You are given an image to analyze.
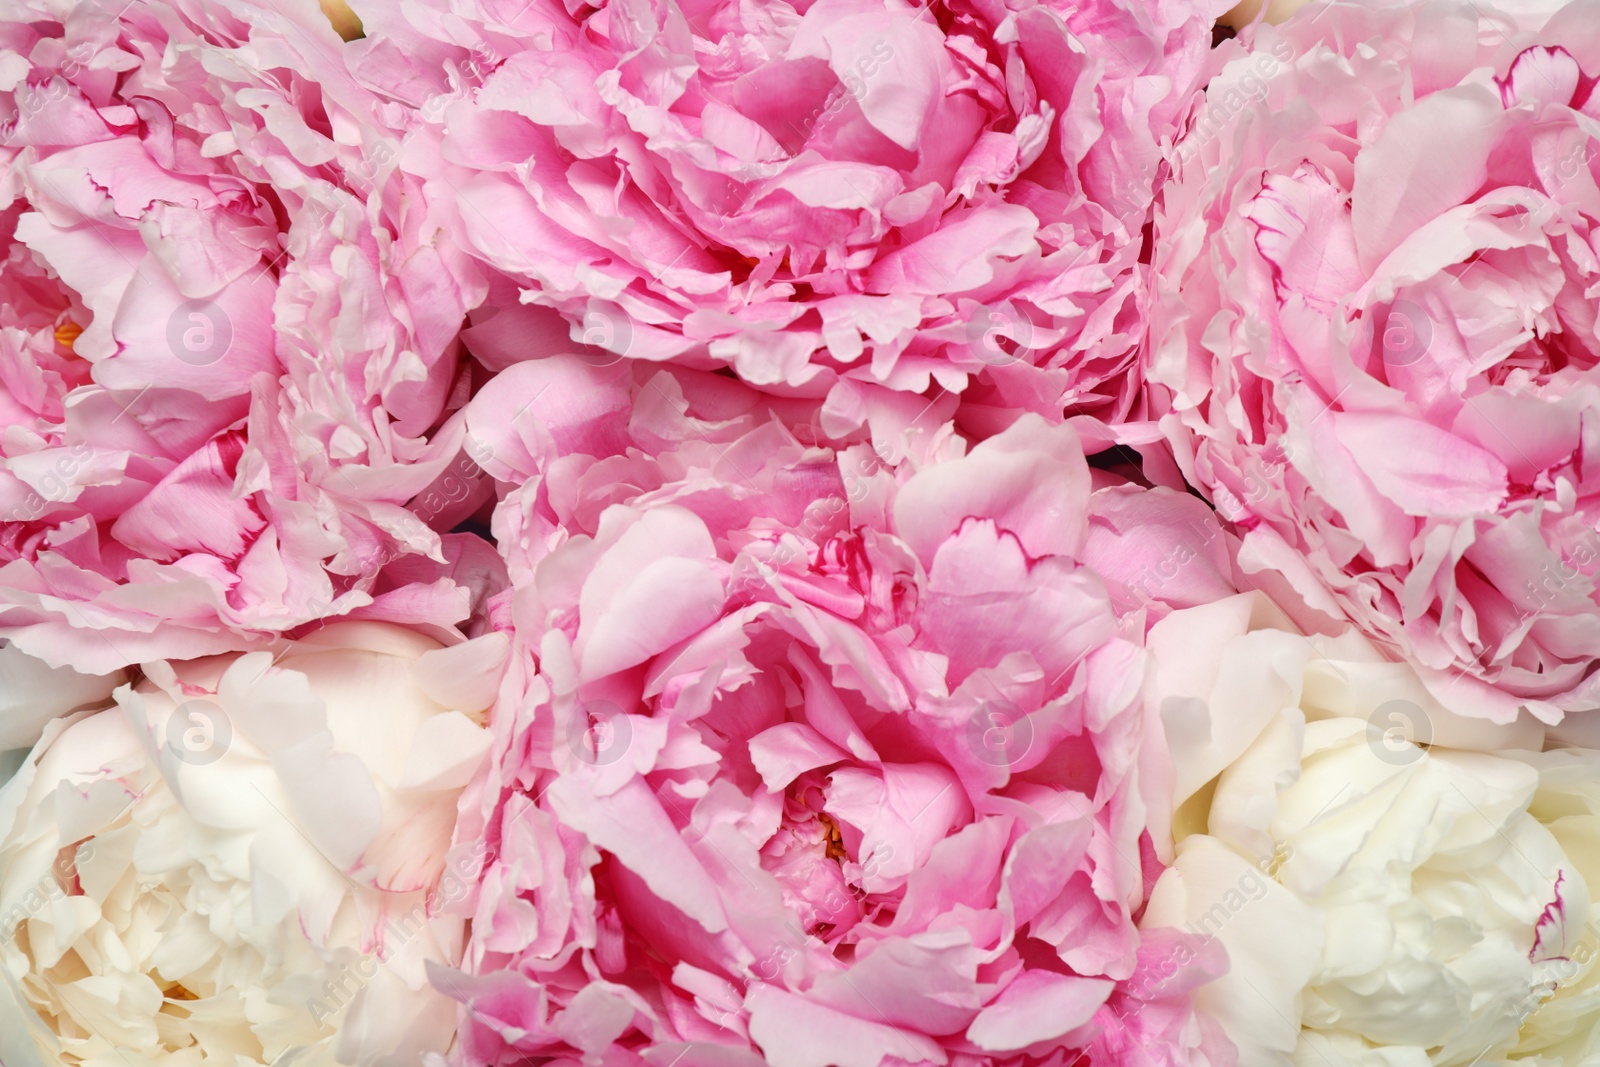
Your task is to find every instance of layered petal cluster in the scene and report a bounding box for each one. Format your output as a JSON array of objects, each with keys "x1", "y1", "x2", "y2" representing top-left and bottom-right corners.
[
  {"x1": 1146, "y1": 0, "x2": 1600, "y2": 720},
  {"x1": 1143, "y1": 593, "x2": 1600, "y2": 1066},
  {"x1": 0, "y1": 623, "x2": 497, "y2": 1067},
  {"x1": 432, "y1": 360, "x2": 1236, "y2": 1066},
  {"x1": 352, "y1": 0, "x2": 1224, "y2": 427},
  {"x1": 0, "y1": 0, "x2": 488, "y2": 674}
]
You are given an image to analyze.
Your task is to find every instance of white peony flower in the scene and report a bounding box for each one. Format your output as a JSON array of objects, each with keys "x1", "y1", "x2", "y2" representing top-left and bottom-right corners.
[
  {"x1": 0, "y1": 623, "x2": 502, "y2": 1067},
  {"x1": 1142, "y1": 593, "x2": 1600, "y2": 1066}
]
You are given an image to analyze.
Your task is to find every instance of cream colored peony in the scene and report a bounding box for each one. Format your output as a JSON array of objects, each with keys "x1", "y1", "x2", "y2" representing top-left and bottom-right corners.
[
  {"x1": 0, "y1": 623, "x2": 502, "y2": 1067},
  {"x1": 1142, "y1": 593, "x2": 1600, "y2": 1067}
]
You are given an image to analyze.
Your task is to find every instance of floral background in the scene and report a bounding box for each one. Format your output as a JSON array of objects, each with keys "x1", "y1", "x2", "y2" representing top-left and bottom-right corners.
[{"x1": 3, "y1": 0, "x2": 1600, "y2": 1064}]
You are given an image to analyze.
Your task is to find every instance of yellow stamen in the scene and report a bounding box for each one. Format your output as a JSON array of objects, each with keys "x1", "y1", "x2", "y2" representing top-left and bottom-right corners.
[
  {"x1": 319, "y1": 0, "x2": 364, "y2": 40},
  {"x1": 53, "y1": 321, "x2": 83, "y2": 351},
  {"x1": 817, "y1": 812, "x2": 848, "y2": 862}
]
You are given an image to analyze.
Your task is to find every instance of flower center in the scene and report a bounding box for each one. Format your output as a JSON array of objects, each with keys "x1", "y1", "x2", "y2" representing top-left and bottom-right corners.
[
  {"x1": 53, "y1": 319, "x2": 82, "y2": 351},
  {"x1": 817, "y1": 811, "x2": 848, "y2": 863}
]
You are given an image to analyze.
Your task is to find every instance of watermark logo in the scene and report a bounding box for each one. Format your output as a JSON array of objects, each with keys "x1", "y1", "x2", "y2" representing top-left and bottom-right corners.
[
  {"x1": 1380, "y1": 299, "x2": 1433, "y2": 368},
  {"x1": 166, "y1": 300, "x2": 233, "y2": 367},
  {"x1": 572, "y1": 307, "x2": 632, "y2": 367},
  {"x1": 167, "y1": 699, "x2": 232, "y2": 766},
  {"x1": 1366, "y1": 698, "x2": 1431, "y2": 767},
  {"x1": 965, "y1": 300, "x2": 1035, "y2": 367},
  {"x1": 566, "y1": 699, "x2": 633, "y2": 767},
  {"x1": 964, "y1": 699, "x2": 1035, "y2": 768}
]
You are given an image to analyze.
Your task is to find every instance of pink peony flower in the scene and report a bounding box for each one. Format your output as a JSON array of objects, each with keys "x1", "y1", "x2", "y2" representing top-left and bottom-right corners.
[
  {"x1": 426, "y1": 358, "x2": 1235, "y2": 1066},
  {"x1": 1146, "y1": 0, "x2": 1600, "y2": 721},
  {"x1": 0, "y1": 0, "x2": 490, "y2": 674},
  {"x1": 349, "y1": 0, "x2": 1226, "y2": 435}
]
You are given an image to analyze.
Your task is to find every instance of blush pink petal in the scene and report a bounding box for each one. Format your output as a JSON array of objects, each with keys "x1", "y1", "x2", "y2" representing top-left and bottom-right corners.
[{"x1": 967, "y1": 971, "x2": 1115, "y2": 1052}]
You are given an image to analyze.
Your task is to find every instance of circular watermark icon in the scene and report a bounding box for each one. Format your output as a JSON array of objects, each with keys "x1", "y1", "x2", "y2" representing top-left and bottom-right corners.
[
  {"x1": 167, "y1": 699, "x2": 232, "y2": 766},
  {"x1": 1366, "y1": 698, "x2": 1431, "y2": 767},
  {"x1": 166, "y1": 300, "x2": 234, "y2": 367},
  {"x1": 572, "y1": 308, "x2": 632, "y2": 368},
  {"x1": 964, "y1": 700, "x2": 1035, "y2": 768},
  {"x1": 566, "y1": 699, "x2": 633, "y2": 767},
  {"x1": 1380, "y1": 299, "x2": 1432, "y2": 368},
  {"x1": 965, "y1": 301, "x2": 1035, "y2": 367}
]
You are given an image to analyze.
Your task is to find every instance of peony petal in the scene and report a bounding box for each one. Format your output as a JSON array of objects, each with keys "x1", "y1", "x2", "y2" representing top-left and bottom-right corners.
[{"x1": 966, "y1": 971, "x2": 1114, "y2": 1051}]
